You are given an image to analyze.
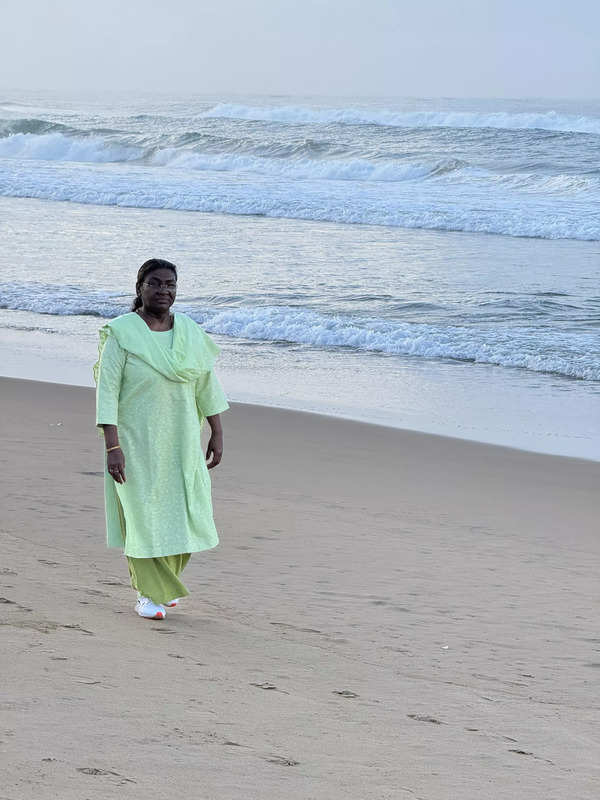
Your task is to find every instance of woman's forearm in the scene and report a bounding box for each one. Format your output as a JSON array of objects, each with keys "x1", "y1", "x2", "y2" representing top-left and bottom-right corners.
[
  {"x1": 101, "y1": 424, "x2": 120, "y2": 450},
  {"x1": 206, "y1": 414, "x2": 222, "y2": 435}
]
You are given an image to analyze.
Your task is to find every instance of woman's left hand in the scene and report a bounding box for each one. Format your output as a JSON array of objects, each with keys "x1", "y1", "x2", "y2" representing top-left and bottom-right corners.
[{"x1": 205, "y1": 431, "x2": 223, "y2": 469}]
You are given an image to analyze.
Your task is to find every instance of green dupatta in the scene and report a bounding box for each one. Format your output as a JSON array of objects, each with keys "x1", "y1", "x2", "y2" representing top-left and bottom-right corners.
[{"x1": 93, "y1": 311, "x2": 219, "y2": 385}]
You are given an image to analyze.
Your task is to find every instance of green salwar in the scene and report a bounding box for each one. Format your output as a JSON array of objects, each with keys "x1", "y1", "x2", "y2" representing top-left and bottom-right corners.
[{"x1": 127, "y1": 553, "x2": 192, "y2": 605}]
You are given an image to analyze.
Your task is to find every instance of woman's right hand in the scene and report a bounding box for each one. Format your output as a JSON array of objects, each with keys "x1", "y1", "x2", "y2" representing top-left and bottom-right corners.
[{"x1": 107, "y1": 447, "x2": 126, "y2": 483}]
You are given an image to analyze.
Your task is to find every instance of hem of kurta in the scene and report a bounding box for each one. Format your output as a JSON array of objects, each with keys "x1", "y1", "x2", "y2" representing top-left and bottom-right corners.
[
  {"x1": 117, "y1": 541, "x2": 219, "y2": 559},
  {"x1": 108, "y1": 477, "x2": 219, "y2": 558}
]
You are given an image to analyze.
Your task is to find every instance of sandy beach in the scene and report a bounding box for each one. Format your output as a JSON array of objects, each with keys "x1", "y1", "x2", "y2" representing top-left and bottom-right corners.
[{"x1": 1, "y1": 375, "x2": 599, "y2": 799}]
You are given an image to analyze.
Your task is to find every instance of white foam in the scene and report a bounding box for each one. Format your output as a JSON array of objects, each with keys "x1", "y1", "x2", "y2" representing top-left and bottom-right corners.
[
  {"x1": 150, "y1": 147, "x2": 448, "y2": 182},
  {"x1": 191, "y1": 305, "x2": 599, "y2": 381},
  {"x1": 3, "y1": 131, "x2": 598, "y2": 201},
  {"x1": 0, "y1": 132, "x2": 141, "y2": 162},
  {"x1": 1, "y1": 159, "x2": 598, "y2": 240},
  {"x1": 201, "y1": 103, "x2": 600, "y2": 135},
  {"x1": 0, "y1": 283, "x2": 597, "y2": 381},
  {"x1": 153, "y1": 149, "x2": 599, "y2": 196}
]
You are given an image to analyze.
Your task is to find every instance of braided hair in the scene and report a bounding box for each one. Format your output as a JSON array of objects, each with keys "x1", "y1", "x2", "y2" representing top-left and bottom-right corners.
[{"x1": 131, "y1": 258, "x2": 178, "y2": 311}]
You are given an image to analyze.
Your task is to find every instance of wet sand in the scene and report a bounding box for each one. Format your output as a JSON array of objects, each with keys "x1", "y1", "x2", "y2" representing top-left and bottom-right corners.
[{"x1": 1, "y1": 376, "x2": 599, "y2": 799}]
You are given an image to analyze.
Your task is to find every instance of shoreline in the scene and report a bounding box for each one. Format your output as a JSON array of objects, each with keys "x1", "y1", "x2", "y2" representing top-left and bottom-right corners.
[
  {"x1": 2, "y1": 375, "x2": 599, "y2": 798},
  {"x1": 1, "y1": 193, "x2": 598, "y2": 463},
  {"x1": 2, "y1": 324, "x2": 599, "y2": 462},
  {"x1": 2, "y1": 372, "x2": 599, "y2": 465}
]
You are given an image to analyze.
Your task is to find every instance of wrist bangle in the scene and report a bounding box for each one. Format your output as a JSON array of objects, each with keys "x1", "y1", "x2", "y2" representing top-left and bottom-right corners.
[{"x1": 106, "y1": 445, "x2": 121, "y2": 453}]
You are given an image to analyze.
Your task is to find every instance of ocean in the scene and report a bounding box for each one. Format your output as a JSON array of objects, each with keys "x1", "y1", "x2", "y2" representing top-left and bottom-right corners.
[{"x1": 0, "y1": 91, "x2": 598, "y2": 459}]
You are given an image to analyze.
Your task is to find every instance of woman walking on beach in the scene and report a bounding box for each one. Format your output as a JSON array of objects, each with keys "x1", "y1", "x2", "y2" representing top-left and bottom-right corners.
[{"x1": 93, "y1": 258, "x2": 229, "y2": 620}]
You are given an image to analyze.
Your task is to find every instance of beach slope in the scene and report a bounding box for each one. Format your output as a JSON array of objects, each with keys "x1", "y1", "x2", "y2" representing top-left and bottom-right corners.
[{"x1": 1, "y1": 377, "x2": 599, "y2": 799}]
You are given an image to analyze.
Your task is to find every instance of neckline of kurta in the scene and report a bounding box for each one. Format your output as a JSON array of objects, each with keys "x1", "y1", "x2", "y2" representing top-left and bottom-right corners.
[
  {"x1": 136, "y1": 311, "x2": 174, "y2": 333},
  {"x1": 97, "y1": 311, "x2": 220, "y2": 384}
]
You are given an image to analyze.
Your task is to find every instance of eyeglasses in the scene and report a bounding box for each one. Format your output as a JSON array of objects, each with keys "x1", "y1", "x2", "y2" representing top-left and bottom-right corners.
[{"x1": 143, "y1": 279, "x2": 177, "y2": 290}]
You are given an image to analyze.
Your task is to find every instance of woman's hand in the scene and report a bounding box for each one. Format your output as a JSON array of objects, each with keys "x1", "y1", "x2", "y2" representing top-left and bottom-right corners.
[
  {"x1": 107, "y1": 447, "x2": 126, "y2": 483},
  {"x1": 205, "y1": 431, "x2": 223, "y2": 470}
]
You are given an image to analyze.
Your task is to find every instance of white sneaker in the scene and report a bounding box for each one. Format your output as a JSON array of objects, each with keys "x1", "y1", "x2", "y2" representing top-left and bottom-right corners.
[
  {"x1": 163, "y1": 598, "x2": 180, "y2": 608},
  {"x1": 135, "y1": 595, "x2": 166, "y2": 620}
]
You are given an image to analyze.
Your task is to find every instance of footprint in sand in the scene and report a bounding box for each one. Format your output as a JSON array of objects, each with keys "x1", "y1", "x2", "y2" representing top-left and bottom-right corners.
[
  {"x1": 77, "y1": 767, "x2": 119, "y2": 776},
  {"x1": 263, "y1": 755, "x2": 299, "y2": 766},
  {"x1": 250, "y1": 681, "x2": 289, "y2": 694},
  {"x1": 62, "y1": 624, "x2": 94, "y2": 636},
  {"x1": 270, "y1": 622, "x2": 322, "y2": 634},
  {"x1": 97, "y1": 579, "x2": 129, "y2": 587},
  {"x1": 0, "y1": 597, "x2": 32, "y2": 612},
  {"x1": 508, "y1": 748, "x2": 554, "y2": 765},
  {"x1": 77, "y1": 767, "x2": 136, "y2": 783},
  {"x1": 5, "y1": 618, "x2": 60, "y2": 633},
  {"x1": 333, "y1": 689, "x2": 359, "y2": 698},
  {"x1": 407, "y1": 714, "x2": 442, "y2": 724},
  {"x1": 85, "y1": 589, "x2": 111, "y2": 598}
]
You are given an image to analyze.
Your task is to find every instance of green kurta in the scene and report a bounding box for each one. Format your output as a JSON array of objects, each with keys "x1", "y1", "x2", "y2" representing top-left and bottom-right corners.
[{"x1": 93, "y1": 311, "x2": 229, "y2": 559}]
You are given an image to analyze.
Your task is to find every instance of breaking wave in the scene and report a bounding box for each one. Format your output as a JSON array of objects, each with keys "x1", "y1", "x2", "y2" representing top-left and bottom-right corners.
[
  {"x1": 201, "y1": 103, "x2": 600, "y2": 135},
  {"x1": 1, "y1": 282, "x2": 597, "y2": 381}
]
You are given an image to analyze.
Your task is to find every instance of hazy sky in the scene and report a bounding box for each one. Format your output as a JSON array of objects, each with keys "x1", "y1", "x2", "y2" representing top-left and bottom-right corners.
[{"x1": 3, "y1": 0, "x2": 600, "y2": 98}]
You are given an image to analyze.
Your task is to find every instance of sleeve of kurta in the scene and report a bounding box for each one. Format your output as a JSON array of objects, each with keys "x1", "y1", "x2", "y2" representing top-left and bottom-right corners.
[
  {"x1": 195, "y1": 370, "x2": 230, "y2": 418},
  {"x1": 95, "y1": 332, "x2": 127, "y2": 428}
]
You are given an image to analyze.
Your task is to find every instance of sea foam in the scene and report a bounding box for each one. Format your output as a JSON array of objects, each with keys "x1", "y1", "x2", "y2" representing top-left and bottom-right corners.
[
  {"x1": 1, "y1": 159, "x2": 597, "y2": 240},
  {"x1": 1, "y1": 283, "x2": 597, "y2": 381},
  {"x1": 201, "y1": 103, "x2": 600, "y2": 135},
  {"x1": 0, "y1": 131, "x2": 141, "y2": 162}
]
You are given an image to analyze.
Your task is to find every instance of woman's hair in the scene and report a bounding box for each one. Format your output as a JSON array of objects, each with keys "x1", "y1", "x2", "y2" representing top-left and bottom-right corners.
[{"x1": 131, "y1": 258, "x2": 178, "y2": 311}]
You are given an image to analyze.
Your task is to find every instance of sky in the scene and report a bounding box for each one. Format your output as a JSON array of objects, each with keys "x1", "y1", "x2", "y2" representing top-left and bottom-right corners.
[{"x1": 3, "y1": 0, "x2": 600, "y2": 98}]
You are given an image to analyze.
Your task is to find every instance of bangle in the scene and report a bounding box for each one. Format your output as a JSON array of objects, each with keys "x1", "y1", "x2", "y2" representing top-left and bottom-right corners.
[{"x1": 106, "y1": 445, "x2": 121, "y2": 453}]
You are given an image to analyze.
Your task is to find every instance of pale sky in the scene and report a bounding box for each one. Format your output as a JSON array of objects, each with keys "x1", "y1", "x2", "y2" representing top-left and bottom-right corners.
[{"x1": 3, "y1": 0, "x2": 600, "y2": 98}]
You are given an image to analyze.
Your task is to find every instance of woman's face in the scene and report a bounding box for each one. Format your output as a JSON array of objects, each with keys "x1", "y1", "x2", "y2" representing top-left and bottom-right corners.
[{"x1": 139, "y1": 267, "x2": 177, "y2": 313}]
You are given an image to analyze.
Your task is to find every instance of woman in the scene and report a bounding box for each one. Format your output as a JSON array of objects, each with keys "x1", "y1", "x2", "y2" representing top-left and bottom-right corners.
[{"x1": 93, "y1": 258, "x2": 229, "y2": 620}]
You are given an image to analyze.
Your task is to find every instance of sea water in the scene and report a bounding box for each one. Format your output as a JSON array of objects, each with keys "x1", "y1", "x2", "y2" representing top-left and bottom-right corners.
[{"x1": 0, "y1": 91, "x2": 598, "y2": 459}]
